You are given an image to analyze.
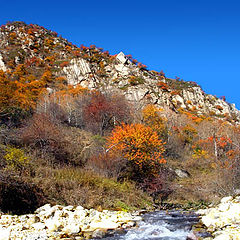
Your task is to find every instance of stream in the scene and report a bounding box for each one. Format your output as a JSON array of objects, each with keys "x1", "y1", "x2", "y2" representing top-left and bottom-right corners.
[{"x1": 100, "y1": 210, "x2": 200, "y2": 240}]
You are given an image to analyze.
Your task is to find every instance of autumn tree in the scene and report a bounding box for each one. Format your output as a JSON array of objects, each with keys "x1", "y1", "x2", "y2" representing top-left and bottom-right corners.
[
  {"x1": 106, "y1": 123, "x2": 166, "y2": 181},
  {"x1": 0, "y1": 69, "x2": 30, "y2": 125},
  {"x1": 36, "y1": 94, "x2": 68, "y2": 124},
  {"x1": 83, "y1": 91, "x2": 132, "y2": 135},
  {"x1": 0, "y1": 65, "x2": 51, "y2": 124},
  {"x1": 142, "y1": 104, "x2": 167, "y2": 138},
  {"x1": 0, "y1": 70, "x2": 15, "y2": 113},
  {"x1": 188, "y1": 119, "x2": 240, "y2": 195}
]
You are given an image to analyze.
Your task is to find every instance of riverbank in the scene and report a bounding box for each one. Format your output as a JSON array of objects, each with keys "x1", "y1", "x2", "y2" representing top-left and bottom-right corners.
[
  {"x1": 0, "y1": 204, "x2": 143, "y2": 240},
  {"x1": 194, "y1": 195, "x2": 240, "y2": 240},
  {"x1": 2, "y1": 196, "x2": 240, "y2": 240}
]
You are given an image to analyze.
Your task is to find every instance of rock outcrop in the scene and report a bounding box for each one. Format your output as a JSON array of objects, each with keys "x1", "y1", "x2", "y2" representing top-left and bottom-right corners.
[
  {"x1": 0, "y1": 204, "x2": 142, "y2": 240},
  {"x1": 58, "y1": 50, "x2": 240, "y2": 122}
]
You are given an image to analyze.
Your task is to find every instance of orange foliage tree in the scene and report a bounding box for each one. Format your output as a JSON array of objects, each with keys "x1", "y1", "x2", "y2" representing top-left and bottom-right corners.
[
  {"x1": 0, "y1": 64, "x2": 71, "y2": 124},
  {"x1": 0, "y1": 67, "x2": 47, "y2": 122},
  {"x1": 107, "y1": 123, "x2": 166, "y2": 181}
]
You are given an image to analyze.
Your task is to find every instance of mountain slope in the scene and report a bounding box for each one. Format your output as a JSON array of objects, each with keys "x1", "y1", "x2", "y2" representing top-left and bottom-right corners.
[{"x1": 0, "y1": 21, "x2": 239, "y2": 123}]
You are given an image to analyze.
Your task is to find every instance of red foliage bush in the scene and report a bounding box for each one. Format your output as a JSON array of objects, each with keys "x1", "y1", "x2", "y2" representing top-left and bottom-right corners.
[
  {"x1": 140, "y1": 170, "x2": 172, "y2": 202},
  {"x1": 83, "y1": 92, "x2": 132, "y2": 135}
]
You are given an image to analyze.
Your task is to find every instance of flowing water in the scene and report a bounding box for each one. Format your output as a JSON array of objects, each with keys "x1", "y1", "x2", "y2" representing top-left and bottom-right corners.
[{"x1": 101, "y1": 210, "x2": 200, "y2": 240}]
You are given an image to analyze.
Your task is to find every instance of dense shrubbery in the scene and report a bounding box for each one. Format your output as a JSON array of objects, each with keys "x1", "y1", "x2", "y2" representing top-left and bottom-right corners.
[{"x1": 1, "y1": 86, "x2": 240, "y2": 211}]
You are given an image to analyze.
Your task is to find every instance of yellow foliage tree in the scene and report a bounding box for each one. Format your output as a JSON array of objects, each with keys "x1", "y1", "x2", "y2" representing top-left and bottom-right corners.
[{"x1": 142, "y1": 104, "x2": 167, "y2": 137}]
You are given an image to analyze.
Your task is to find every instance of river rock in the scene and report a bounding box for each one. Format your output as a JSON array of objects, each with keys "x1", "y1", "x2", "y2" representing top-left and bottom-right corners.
[
  {"x1": 0, "y1": 227, "x2": 11, "y2": 240},
  {"x1": 199, "y1": 195, "x2": 240, "y2": 239},
  {"x1": 0, "y1": 204, "x2": 142, "y2": 239},
  {"x1": 221, "y1": 196, "x2": 233, "y2": 203}
]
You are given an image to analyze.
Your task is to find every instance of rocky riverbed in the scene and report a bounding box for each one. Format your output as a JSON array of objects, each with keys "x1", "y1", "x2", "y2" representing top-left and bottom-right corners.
[
  {"x1": 0, "y1": 204, "x2": 142, "y2": 239},
  {"x1": 1, "y1": 196, "x2": 240, "y2": 240},
  {"x1": 196, "y1": 196, "x2": 240, "y2": 240}
]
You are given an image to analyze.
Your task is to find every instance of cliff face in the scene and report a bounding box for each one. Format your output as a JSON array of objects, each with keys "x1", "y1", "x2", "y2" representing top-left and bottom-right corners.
[
  {"x1": 59, "y1": 52, "x2": 240, "y2": 122},
  {"x1": 0, "y1": 21, "x2": 239, "y2": 122}
]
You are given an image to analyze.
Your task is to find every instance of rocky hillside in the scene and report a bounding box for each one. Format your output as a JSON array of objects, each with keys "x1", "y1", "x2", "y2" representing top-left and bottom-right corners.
[{"x1": 0, "y1": 21, "x2": 239, "y2": 122}]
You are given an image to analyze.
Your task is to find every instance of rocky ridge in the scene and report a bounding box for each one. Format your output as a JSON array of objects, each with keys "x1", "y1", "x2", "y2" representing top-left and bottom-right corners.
[
  {"x1": 0, "y1": 21, "x2": 239, "y2": 122},
  {"x1": 61, "y1": 51, "x2": 240, "y2": 122},
  {"x1": 0, "y1": 204, "x2": 142, "y2": 240}
]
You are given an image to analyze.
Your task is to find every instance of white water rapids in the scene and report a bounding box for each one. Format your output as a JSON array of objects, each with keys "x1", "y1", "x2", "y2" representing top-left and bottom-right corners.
[{"x1": 101, "y1": 210, "x2": 200, "y2": 240}]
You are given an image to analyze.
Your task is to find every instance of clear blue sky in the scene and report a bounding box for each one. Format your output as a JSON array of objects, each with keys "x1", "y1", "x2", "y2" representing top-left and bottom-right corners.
[{"x1": 1, "y1": 0, "x2": 240, "y2": 108}]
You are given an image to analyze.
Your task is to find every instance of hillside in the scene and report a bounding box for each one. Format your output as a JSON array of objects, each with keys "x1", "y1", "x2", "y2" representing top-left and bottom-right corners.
[
  {"x1": 0, "y1": 21, "x2": 240, "y2": 215},
  {"x1": 0, "y1": 21, "x2": 239, "y2": 123}
]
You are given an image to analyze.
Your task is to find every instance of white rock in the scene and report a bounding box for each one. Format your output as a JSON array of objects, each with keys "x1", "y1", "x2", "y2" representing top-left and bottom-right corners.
[
  {"x1": 45, "y1": 218, "x2": 62, "y2": 232},
  {"x1": 126, "y1": 221, "x2": 136, "y2": 227},
  {"x1": 35, "y1": 204, "x2": 52, "y2": 214},
  {"x1": 63, "y1": 58, "x2": 91, "y2": 85},
  {"x1": 115, "y1": 64, "x2": 131, "y2": 75},
  {"x1": 0, "y1": 54, "x2": 6, "y2": 71},
  {"x1": 214, "y1": 232, "x2": 231, "y2": 240},
  {"x1": 116, "y1": 52, "x2": 128, "y2": 64},
  {"x1": 53, "y1": 209, "x2": 64, "y2": 218},
  {"x1": 73, "y1": 209, "x2": 87, "y2": 220},
  {"x1": 225, "y1": 203, "x2": 240, "y2": 222},
  {"x1": 202, "y1": 215, "x2": 217, "y2": 228},
  {"x1": 89, "y1": 220, "x2": 119, "y2": 230},
  {"x1": 75, "y1": 206, "x2": 84, "y2": 211},
  {"x1": 62, "y1": 223, "x2": 81, "y2": 234},
  {"x1": 31, "y1": 222, "x2": 46, "y2": 231},
  {"x1": 63, "y1": 205, "x2": 74, "y2": 211},
  {"x1": 51, "y1": 204, "x2": 63, "y2": 211},
  {"x1": 196, "y1": 208, "x2": 210, "y2": 215},
  {"x1": 201, "y1": 196, "x2": 240, "y2": 239},
  {"x1": 0, "y1": 227, "x2": 10, "y2": 240},
  {"x1": 0, "y1": 204, "x2": 141, "y2": 239},
  {"x1": 218, "y1": 202, "x2": 231, "y2": 212},
  {"x1": 172, "y1": 95, "x2": 186, "y2": 108},
  {"x1": 175, "y1": 169, "x2": 190, "y2": 178},
  {"x1": 221, "y1": 196, "x2": 233, "y2": 203}
]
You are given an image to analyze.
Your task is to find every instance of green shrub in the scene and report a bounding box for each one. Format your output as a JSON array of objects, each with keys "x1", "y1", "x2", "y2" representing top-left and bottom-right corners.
[
  {"x1": 165, "y1": 78, "x2": 198, "y2": 90},
  {"x1": 128, "y1": 76, "x2": 145, "y2": 86}
]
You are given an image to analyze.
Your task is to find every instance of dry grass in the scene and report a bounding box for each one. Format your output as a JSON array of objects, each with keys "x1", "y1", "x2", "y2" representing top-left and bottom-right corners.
[
  {"x1": 31, "y1": 166, "x2": 153, "y2": 211},
  {"x1": 165, "y1": 156, "x2": 221, "y2": 207}
]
